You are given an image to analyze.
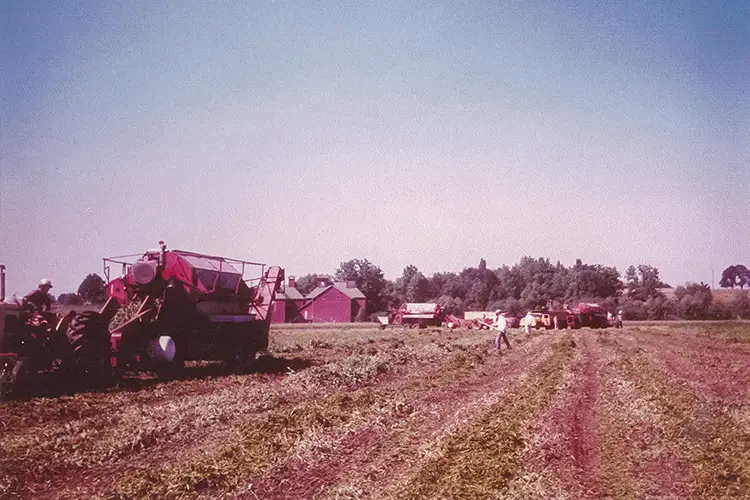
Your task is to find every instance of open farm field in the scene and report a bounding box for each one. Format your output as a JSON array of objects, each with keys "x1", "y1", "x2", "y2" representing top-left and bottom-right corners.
[{"x1": 2, "y1": 322, "x2": 750, "y2": 499}]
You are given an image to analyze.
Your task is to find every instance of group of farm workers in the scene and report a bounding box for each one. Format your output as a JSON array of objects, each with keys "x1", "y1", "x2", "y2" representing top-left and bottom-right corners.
[
  {"x1": 490, "y1": 309, "x2": 624, "y2": 350},
  {"x1": 489, "y1": 310, "x2": 547, "y2": 350}
]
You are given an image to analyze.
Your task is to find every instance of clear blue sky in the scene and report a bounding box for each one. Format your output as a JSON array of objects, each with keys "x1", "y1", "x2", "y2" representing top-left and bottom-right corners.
[{"x1": 1, "y1": 1, "x2": 748, "y2": 296}]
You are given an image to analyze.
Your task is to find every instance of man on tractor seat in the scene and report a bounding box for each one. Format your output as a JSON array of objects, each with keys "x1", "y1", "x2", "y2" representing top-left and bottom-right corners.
[{"x1": 22, "y1": 279, "x2": 53, "y2": 313}]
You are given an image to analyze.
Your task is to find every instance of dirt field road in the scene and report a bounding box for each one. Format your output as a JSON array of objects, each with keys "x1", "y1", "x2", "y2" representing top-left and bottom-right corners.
[{"x1": 1, "y1": 322, "x2": 749, "y2": 499}]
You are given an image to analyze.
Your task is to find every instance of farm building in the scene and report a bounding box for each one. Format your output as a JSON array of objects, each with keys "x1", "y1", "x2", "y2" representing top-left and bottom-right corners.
[
  {"x1": 271, "y1": 276, "x2": 307, "y2": 323},
  {"x1": 296, "y1": 278, "x2": 366, "y2": 323}
]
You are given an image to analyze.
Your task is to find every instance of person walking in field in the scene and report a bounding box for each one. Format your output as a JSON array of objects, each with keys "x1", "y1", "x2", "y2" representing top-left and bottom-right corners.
[
  {"x1": 523, "y1": 311, "x2": 535, "y2": 335},
  {"x1": 493, "y1": 310, "x2": 511, "y2": 350}
]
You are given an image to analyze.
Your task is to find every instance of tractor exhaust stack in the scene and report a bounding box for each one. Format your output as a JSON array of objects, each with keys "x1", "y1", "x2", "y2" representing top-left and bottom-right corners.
[{"x1": 0, "y1": 264, "x2": 6, "y2": 302}]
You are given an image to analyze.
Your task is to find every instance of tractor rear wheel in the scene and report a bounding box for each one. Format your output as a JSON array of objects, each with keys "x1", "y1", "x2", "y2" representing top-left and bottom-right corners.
[{"x1": 66, "y1": 311, "x2": 112, "y2": 387}]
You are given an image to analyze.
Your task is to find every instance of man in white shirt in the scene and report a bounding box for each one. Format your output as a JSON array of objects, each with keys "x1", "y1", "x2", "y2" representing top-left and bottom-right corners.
[
  {"x1": 493, "y1": 310, "x2": 511, "y2": 350},
  {"x1": 524, "y1": 311, "x2": 535, "y2": 335}
]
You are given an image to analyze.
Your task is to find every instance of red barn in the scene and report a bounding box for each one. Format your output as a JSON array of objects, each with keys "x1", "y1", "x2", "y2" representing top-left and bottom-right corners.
[
  {"x1": 297, "y1": 278, "x2": 366, "y2": 323},
  {"x1": 271, "y1": 276, "x2": 307, "y2": 323}
]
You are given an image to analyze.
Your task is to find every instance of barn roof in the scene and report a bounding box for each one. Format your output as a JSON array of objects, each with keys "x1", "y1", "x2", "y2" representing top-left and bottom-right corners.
[
  {"x1": 307, "y1": 282, "x2": 365, "y2": 300},
  {"x1": 277, "y1": 287, "x2": 305, "y2": 300}
]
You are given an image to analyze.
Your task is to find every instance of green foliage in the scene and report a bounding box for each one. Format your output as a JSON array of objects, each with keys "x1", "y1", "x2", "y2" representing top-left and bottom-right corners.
[
  {"x1": 306, "y1": 256, "x2": 730, "y2": 322},
  {"x1": 726, "y1": 291, "x2": 750, "y2": 319},
  {"x1": 674, "y1": 282, "x2": 713, "y2": 319},
  {"x1": 294, "y1": 274, "x2": 330, "y2": 296},
  {"x1": 624, "y1": 264, "x2": 669, "y2": 301},
  {"x1": 720, "y1": 265, "x2": 749, "y2": 289},
  {"x1": 77, "y1": 274, "x2": 106, "y2": 304},
  {"x1": 335, "y1": 259, "x2": 389, "y2": 315},
  {"x1": 56, "y1": 293, "x2": 82, "y2": 306},
  {"x1": 394, "y1": 265, "x2": 430, "y2": 305}
]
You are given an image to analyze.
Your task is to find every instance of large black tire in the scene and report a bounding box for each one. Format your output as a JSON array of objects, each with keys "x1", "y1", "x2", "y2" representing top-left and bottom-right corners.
[
  {"x1": 225, "y1": 348, "x2": 257, "y2": 374},
  {"x1": 0, "y1": 358, "x2": 30, "y2": 400},
  {"x1": 66, "y1": 311, "x2": 112, "y2": 386}
]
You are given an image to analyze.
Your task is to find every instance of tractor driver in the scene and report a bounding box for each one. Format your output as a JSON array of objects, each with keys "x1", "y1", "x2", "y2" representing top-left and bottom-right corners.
[{"x1": 23, "y1": 279, "x2": 53, "y2": 313}]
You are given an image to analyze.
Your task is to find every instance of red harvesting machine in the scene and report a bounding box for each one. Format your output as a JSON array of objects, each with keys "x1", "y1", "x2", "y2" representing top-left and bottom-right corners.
[{"x1": 0, "y1": 242, "x2": 284, "y2": 398}]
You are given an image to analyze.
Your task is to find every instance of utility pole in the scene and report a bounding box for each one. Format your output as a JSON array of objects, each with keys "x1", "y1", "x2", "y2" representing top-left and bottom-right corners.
[{"x1": 712, "y1": 269, "x2": 715, "y2": 290}]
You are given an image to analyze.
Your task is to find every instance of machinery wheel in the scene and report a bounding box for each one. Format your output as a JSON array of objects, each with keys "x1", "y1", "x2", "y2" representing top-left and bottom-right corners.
[
  {"x1": 66, "y1": 311, "x2": 112, "y2": 386},
  {"x1": 0, "y1": 358, "x2": 31, "y2": 400},
  {"x1": 226, "y1": 348, "x2": 256, "y2": 374},
  {"x1": 154, "y1": 357, "x2": 185, "y2": 380}
]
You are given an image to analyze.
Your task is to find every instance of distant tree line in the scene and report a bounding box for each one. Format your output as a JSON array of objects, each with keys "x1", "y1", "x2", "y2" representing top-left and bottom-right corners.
[
  {"x1": 57, "y1": 263, "x2": 750, "y2": 321},
  {"x1": 297, "y1": 258, "x2": 750, "y2": 321}
]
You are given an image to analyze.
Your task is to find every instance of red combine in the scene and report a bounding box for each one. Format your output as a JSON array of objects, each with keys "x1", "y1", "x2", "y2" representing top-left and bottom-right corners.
[{"x1": 0, "y1": 243, "x2": 284, "y2": 399}]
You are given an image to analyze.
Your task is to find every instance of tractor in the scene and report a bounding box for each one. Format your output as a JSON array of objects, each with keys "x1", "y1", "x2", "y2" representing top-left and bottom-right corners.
[
  {"x1": 0, "y1": 243, "x2": 284, "y2": 399},
  {"x1": 0, "y1": 266, "x2": 83, "y2": 398}
]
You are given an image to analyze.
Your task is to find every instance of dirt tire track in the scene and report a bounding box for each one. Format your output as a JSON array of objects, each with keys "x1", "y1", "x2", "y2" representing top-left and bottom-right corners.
[
  {"x1": 239, "y1": 335, "x2": 553, "y2": 499},
  {"x1": 607, "y1": 330, "x2": 750, "y2": 498},
  {"x1": 3, "y1": 340, "x2": 461, "y2": 499},
  {"x1": 508, "y1": 330, "x2": 602, "y2": 500},
  {"x1": 569, "y1": 332, "x2": 599, "y2": 482},
  {"x1": 628, "y1": 331, "x2": 750, "y2": 403}
]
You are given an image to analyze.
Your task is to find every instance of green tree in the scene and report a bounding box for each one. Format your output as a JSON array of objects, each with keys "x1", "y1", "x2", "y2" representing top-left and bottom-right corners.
[
  {"x1": 294, "y1": 274, "x2": 330, "y2": 296},
  {"x1": 428, "y1": 272, "x2": 461, "y2": 300},
  {"x1": 674, "y1": 282, "x2": 713, "y2": 319},
  {"x1": 626, "y1": 264, "x2": 667, "y2": 301},
  {"x1": 57, "y1": 293, "x2": 82, "y2": 306},
  {"x1": 77, "y1": 274, "x2": 106, "y2": 304},
  {"x1": 624, "y1": 265, "x2": 638, "y2": 289},
  {"x1": 459, "y1": 260, "x2": 499, "y2": 310},
  {"x1": 335, "y1": 259, "x2": 389, "y2": 314},
  {"x1": 566, "y1": 261, "x2": 622, "y2": 301},
  {"x1": 394, "y1": 265, "x2": 430, "y2": 304},
  {"x1": 720, "y1": 265, "x2": 749, "y2": 289}
]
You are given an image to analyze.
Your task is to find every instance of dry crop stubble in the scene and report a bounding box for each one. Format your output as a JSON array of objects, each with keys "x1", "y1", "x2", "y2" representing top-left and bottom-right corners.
[
  {"x1": 607, "y1": 330, "x2": 750, "y2": 498},
  {"x1": 242, "y1": 332, "x2": 553, "y2": 499},
  {"x1": 392, "y1": 334, "x2": 576, "y2": 499},
  {"x1": 1, "y1": 323, "x2": 750, "y2": 499},
  {"x1": 105, "y1": 327, "x2": 511, "y2": 499},
  {"x1": 593, "y1": 331, "x2": 696, "y2": 499}
]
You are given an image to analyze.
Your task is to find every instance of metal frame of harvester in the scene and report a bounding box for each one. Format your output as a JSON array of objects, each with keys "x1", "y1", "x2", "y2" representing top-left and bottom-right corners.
[
  {"x1": 0, "y1": 242, "x2": 284, "y2": 399},
  {"x1": 100, "y1": 242, "x2": 284, "y2": 375}
]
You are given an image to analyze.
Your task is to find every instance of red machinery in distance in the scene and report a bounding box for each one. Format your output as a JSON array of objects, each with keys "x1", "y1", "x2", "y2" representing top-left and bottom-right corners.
[
  {"x1": 537, "y1": 303, "x2": 610, "y2": 330},
  {"x1": 570, "y1": 302, "x2": 610, "y2": 329},
  {"x1": 378, "y1": 303, "x2": 444, "y2": 329}
]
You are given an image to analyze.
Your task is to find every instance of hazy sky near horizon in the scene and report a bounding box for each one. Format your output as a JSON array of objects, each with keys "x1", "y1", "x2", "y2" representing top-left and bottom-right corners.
[{"x1": 1, "y1": 1, "x2": 748, "y2": 296}]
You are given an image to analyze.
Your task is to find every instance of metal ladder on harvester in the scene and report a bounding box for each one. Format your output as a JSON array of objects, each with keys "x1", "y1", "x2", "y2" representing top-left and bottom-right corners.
[{"x1": 250, "y1": 266, "x2": 285, "y2": 321}]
